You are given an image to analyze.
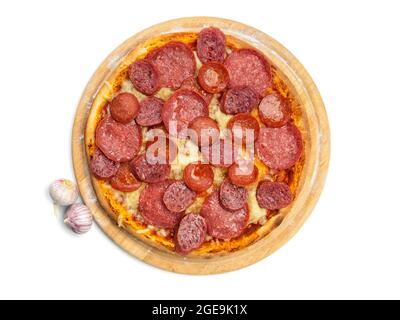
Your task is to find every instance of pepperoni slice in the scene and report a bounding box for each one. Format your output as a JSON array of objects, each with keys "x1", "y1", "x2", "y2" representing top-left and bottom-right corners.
[
  {"x1": 162, "y1": 89, "x2": 208, "y2": 137},
  {"x1": 95, "y1": 116, "x2": 141, "y2": 162},
  {"x1": 163, "y1": 181, "x2": 196, "y2": 213},
  {"x1": 201, "y1": 138, "x2": 236, "y2": 168},
  {"x1": 224, "y1": 48, "x2": 272, "y2": 97},
  {"x1": 180, "y1": 76, "x2": 213, "y2": 105},
  {"x1": 139, "y1": 180, "x2": 182, "y2": 229},
  {"x1": 188, "y1": 116, "x2": 220, "y2": 147},
  {"x1": 227, "y1": 113, "x2": 260, "y2": 145},
  {"x1": 256, "y1": 181, "x2": 293, "y2": 210},
  {"x1": 183, "y1": 162, "x2": 214, "y2": 193},
  {"x1": 130, "y1": 154, "x2": 170, "y2": 183},
  {"x1": 228, "y1": 160, "x2": 258, "y2": 186},
  {"x1": 258, "y1": 92, "x2": 291, "y2": 128},
  {"x1": 145, "y1": 130, "x2": 178, "y2": 164},
  {"x1": 256, "y1": 123, "x2": 303, "y2": 170},
  {"x1": 197, "y1": 27, "x2": 226, "y2": 64},
  {"x1": 200, "y1": 190, "x2": 249, "y2": 240},
  {"x1": 136, "y1": 97, "x2": 164, "y2": 127},
  {"x1": 110, "y1": 92, "x2": 139, "y2": 124},
  {"x1": 221, "y1": 86, "x2": 259, "y2": 114},
  {"x1": 219, "y1": 178, "x2": 248, "y2": 211},
  {"x1": 148, "y1": 41, "x2": 196, "y2": 89},
  {"x1": 128, "y1": 59, "x2": 160, "y2": 96},
  {"x1": 110, "y1": 163, "x2": 141, "y2": 192},
  {"x1": 198, "y1": 62, "x2": 229, "y2": 94},
  {"x1": 89, "y1": 148, "x2": 120, "y2": 179},
  {"x1": 175, "y1": 214, "x2": 207, "y2": 255}
]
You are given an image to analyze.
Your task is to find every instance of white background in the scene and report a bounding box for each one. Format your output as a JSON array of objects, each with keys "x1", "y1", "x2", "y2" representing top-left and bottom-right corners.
[{"x1": 0, "y1": 0, "x2": 399, "y2": 300}]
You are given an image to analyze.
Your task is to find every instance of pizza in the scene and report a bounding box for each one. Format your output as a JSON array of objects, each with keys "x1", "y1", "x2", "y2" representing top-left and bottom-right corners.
[{"x1": 85, "y1": 27, "x2": 305, "y2": 256}]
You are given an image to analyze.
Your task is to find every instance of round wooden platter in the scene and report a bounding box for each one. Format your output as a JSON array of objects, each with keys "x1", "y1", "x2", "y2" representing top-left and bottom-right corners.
[{"x1": 72, "y1": 17, "x2": 330, "y2": 275}]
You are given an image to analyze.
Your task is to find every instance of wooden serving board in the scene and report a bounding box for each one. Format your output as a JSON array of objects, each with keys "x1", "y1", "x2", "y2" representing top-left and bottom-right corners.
[{"x1": 72, "y1": 17, "x2": 330, "y2": 274}]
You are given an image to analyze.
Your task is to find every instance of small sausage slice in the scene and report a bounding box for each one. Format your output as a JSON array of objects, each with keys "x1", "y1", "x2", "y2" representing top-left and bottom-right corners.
[
  {"x1": 258, "y1": 92, "x2": 291, "y2": 128},
  {"x1": 256, "y1": 123, "x2": 303, "y2": 170},
  {"x1": 163, "y1": 181, "x2": 196, "y2": 213},
  {"x1": 221, "y1": 86, "x2": 259, "y2": 115},
  {"x1": 198, "y1": 62, "x2": 229, "y2": 94},
  {"x1": 219, "y1": 178, "x2": 248, "y2": 211},
  {"x1": 196, "y1": 27, "x2": 226, "y2": 64},
  {"x1": 90, "y1": 148, "x2": 120, "y2": 179},
  {"x1": 256, "y1": 180, "x2": 293, "y2": 210},
  {"x1": 183, "y1": 162, "x2": 214, "y2": 193},
  {"x1": 136, "y1": 97, "x2": 164, "y2": 127},
  {"x1": 128, "y1": 59, "x2": 160, "y2": 96},
  {"x1": 130, "y1": 154, "x2": 170, "y2": 183},
  {"x1": 110, "y1": 92, "x2": 139, "y2": 124},
  {"x1": 175, "y1": 214, "x2": 207, "y2": 255}
]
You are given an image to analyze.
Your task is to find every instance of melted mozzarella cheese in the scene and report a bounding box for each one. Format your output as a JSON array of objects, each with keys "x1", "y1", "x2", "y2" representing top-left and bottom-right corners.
[
  {"x1": 208, "y1": 96, "x2": 232, "y2": 131},
  {"x1": 186, "y1": 196, "x2": 205, "y2": 214},
  {"x1": 194, "y1": 52, "x2": 203, "y2": 70},
  {"x1": 247, "y1": 183, "x2": 267, "y2": 224},
  {"x1": 121, "y1": 79, "x2": 146, "y2": 100},
  {"x1": 170, "y1": 139, "x2": 202, "y2": 179},
  {"x1": 124, "y1": 184, "x2": 145, "y2": 212},
  {"x1": 156, "y1": 87, "x2": 173, "y2": 100},
  {"x1": 121, "y1": 79, "x2": 173, "y2": 101},
  {"x1": 213, "y1": 167, "x2": 227, "y2": 186}
]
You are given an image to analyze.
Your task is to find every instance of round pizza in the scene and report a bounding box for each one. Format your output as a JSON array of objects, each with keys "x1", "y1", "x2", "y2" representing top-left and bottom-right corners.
[{"x1": 85, "y1": 27, "x2": 305, "y2": 256}]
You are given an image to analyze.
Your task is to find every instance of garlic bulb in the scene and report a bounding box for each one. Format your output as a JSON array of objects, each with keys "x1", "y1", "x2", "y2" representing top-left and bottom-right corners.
[
  {"x1": 64, "y1": 204, "x2": 93, "y2": 234},
  {"x1": 49, "y1": 179, "x2": 79, "y2": 206}
]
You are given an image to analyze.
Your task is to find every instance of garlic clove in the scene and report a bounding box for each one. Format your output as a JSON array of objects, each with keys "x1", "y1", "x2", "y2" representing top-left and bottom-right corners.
[
  {"x1": 64, "y1": 204, "x2": 93, "y2": 234},
  {"x1": 49, "y1": 179, "x2": 79, "y2": 206}
]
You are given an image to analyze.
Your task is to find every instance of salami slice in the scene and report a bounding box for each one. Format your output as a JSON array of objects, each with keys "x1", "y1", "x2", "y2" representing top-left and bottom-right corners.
[
  {"x1": 163, "y1": 181, "x2": 196, "y2": 213},
  {"x1": 175, "y1": 214, "x2": 207, "y2": 254},
  {"x1": 136, "y1": 96, "x2": 164, "y2": 127},
  {"x1": 110, "y1": 92, "x2": 139, "y2": 124},
  {"x1": 258, "y1": 92, "x2": 291, "y2": 128},
  {"x1": 130, "y1": 154, "x2": 170, "y2": 183},
  {"x1": 89, "y1": 148, "x2": 120, "y2": 179},
  {"x1": 200, "y1": 190, "x2": 249, "y2": 240},
  {"x1": 139, "y1": 180, "x2": 182, "y2": 229},
  {"x1": 224, "y1": 48, "x2": 271, "y2": 97},
  {"x1": 219, "y1": 178, "x2": 248, "y2": 211},
  {"x1": 221, "y1": 86, "x2": 259, "y2": 114},
  {"x1": 162, "y1": 89, "x2": 208, "y2": 137},
  {"x1": 95, "y1": 115, "x2": 141, "y2": 162},
  {"x1": 128, "y1": 59, "x2": 160, "y2": 96},
  {"x1": 180, "y1": 76, "x2": 213, "y2": 105},
  {"x1": 196, "y1": 27, "x2": 226, "y2": 64},
  {"x1": 256, "y1": 181, "x2": 293, "y2": 210},
  {"x1": 148, "y1": 41, "x2": 196, "y2": 89},
  {"x1": 256, "y1": 123, "x2": 303, "y2": 170}
]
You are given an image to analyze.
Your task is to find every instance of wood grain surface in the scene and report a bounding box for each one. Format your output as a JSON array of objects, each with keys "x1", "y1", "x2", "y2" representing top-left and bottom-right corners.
[{"x1": 72, "y1": 17, "x2": 330, "y2": 274}]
